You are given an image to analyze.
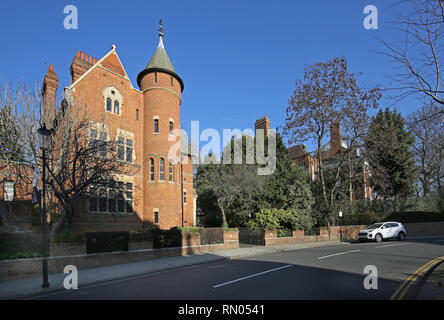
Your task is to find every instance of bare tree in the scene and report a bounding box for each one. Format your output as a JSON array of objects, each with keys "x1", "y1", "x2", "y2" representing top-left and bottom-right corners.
[
  {"x1": 283, "y1": 57, "x2": 381, "y2": 214},
  {"x1": 407, "y1": 101, "x2": 444, "y2": 196},
  {"x1": 1, "y1": 80, "x2": 137, "y2": 235},
  {"x1": 378, "y1": 0, "x2": 444, "y2": 109}
]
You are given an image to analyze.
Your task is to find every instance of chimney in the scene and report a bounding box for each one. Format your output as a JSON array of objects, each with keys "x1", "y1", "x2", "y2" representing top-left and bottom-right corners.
[
  {"x1": 41, "y1": 65, "x2": 59, "y2": 127},
  {"x1": 330, "y1": 121, "x2": 341, "y2": 155},
  {"x1": 254, "y1": 115, "x2": 271, "y2": 137},
  {"x1": 70, "y1": 50, "x2": 95, "y2": 83}
]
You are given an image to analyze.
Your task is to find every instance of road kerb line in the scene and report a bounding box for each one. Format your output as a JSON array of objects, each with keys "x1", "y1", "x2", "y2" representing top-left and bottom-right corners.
[
  {"x1": 390, "y1": 256, "x2": 444, "y2": 300},
  {"x1": 317, "y1": 250, "x2": 360, "y2": 260},
  {"x1": 397, "y1": 256, "x2": 444, "y2": 300},
  {"x1": 213, "y1": 265, "x2": 292, "y2": 288}
]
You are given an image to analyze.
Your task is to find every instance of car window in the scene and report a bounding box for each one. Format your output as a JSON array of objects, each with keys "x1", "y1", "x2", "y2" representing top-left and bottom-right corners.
[
  {"x1": 382, "y1": 223, "x2": 390, "y2": 229},
  {"x1": 390, "y1": 223, "x2": 399, "y2": 228},
  {"x1": 367, "y1": 223, "x2": 383, "y2": 229}
]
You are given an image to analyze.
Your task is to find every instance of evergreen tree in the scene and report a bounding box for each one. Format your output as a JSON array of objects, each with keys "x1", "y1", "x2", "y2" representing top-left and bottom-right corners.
[{"x1": 365, "y1": 108, "x2": 417, "y2": 198}]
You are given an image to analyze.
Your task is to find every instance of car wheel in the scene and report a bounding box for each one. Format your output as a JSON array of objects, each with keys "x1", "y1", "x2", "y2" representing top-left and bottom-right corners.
[
  {"x1": 375, "y1": 233, "x2": 383, "y2": 243},
  {"x1": 398, "y1": 232, "x2": 406, "y2": 241}
]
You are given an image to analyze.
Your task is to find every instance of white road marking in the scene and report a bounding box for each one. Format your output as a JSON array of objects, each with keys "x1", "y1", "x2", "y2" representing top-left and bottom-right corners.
[
  {"x1": 208, "y1": 264, "x2": 226, "y2": 268},
  {"x1": 375, "y1": 243, "x2": 409, "y2": 248},
  {"x1": 317, "y1": 249, "x2": 360, "y2": 260},
  {"x1": 213, "y1": 265, "x2": 292, "y2": 288}
]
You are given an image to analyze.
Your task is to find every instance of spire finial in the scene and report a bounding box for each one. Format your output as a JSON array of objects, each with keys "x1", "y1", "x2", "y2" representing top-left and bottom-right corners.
[
  {"x1": 157, "y1": 19, "x2": 165, "y2": 48},
  {"x1": 158, "y1": 19, "x2": 164, "y2": 38}
]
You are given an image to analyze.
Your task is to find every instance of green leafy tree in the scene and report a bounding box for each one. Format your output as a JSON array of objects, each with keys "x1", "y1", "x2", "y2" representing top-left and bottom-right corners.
[{"x1": 365, "y1": 108, "x2": 417, "y2": 198}]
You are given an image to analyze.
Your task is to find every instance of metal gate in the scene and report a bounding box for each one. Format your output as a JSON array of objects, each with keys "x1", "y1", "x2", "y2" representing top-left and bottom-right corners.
[{"x1": 238, "y1": 227, "x2": 265, "y2": 247}]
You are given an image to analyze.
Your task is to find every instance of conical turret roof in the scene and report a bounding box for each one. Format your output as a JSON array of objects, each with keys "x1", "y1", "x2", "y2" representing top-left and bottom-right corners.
[{"x1": 137, "y1": 22, "x2": 184, "y2": 92}]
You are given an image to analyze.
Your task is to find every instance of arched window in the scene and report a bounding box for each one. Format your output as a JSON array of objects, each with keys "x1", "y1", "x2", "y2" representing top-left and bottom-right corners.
[
  {"x1": 106, "y1": 98, "x2": 112, "y2": 112},
  {"x1": 114, "y1": 100, "x2": 120, "y2": 114},
  {"x1": 159, "y1": 158, "x2": 165, "y2": 181},
  {"x1": 169, "y1": 160, "x2": 174, "y2": 182},
  {"x1": 150, "y1": 158, "x2": 154, "y2": 181}
]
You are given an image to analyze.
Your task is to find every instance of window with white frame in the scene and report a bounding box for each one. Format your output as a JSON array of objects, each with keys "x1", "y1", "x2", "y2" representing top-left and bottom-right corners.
[{"x1": 103, "y1": 86, "x2": 123, "y2": 115}]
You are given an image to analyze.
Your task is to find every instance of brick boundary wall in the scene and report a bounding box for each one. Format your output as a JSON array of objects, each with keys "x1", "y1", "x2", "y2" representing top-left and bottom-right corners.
[{"x1": 0, "y1": 230, "x2": 238, "y2": 282}]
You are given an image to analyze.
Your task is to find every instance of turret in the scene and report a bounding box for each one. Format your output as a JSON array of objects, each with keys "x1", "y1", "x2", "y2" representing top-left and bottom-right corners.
[{"x1": 138, "y1": 20, "x2": 186, "y2": 229}]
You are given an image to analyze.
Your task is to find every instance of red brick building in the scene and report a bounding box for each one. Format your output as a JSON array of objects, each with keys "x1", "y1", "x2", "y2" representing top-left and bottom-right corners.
[
  {"x1": 41, "y1": 26, "x2": 196, "y2": 231},
  {"x1": 254, "y1": 117, "x2": 374, "y2": 200}
]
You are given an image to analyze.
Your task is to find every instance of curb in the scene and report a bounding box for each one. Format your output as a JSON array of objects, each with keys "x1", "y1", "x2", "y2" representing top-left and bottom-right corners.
[
  {"x1": 4, "y1": 255, "x2": 228, "y2": 300},
  {"x1": 415, "y1": 259, "x2": 444, "y2": 300}
]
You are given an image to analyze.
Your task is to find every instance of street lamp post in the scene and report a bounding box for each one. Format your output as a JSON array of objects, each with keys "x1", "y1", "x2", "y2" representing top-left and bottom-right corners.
[
  {"x1": 37, "y1": 123, "x2": 53, "y2": 289},
  {"x1": 339, "y1": 211, "x2": 343, "y2": 242}
]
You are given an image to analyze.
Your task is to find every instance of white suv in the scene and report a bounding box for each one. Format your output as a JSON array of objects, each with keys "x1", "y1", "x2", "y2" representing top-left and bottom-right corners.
[{"x1": 358, "y1": 222, "x2": 406, "y2": 243}]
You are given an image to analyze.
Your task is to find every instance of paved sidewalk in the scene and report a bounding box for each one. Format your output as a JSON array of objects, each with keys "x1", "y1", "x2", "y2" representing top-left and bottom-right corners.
[
  {"x1": 0, "y1": 240, "x2": 345, "y2": 300},
  {"x1": 417, "y1": 260, "x2": 444, "y2": 300}
]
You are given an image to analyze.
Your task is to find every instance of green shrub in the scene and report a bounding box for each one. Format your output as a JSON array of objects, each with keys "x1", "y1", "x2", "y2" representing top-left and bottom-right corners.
[
  {"x1": 51, "y1": 231, "x2": 86, "y2": 243},
  {"x1": 129, "y1": 229, "x2": 153, "y2": 242},
  {"x1": 175, "y1": 226, "x2": 202, "y2": 234},
  {"x1": 0, "y1": 232, "x2": 42, "y2": 260},
  {"x1": 151, "y1": 228, "x2": 182, "y2": 248},
  {"x1": 383, "y1": 211, "x2": 444, "y2": 224},
  {"x1": 86, "y1": 232, "x2": 129, "y2": 254}
]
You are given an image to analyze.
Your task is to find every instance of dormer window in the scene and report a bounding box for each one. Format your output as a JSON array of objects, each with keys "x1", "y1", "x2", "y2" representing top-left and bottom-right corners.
[{"x1": 103, "y1": 86, "x2": 123, "y2": 115}]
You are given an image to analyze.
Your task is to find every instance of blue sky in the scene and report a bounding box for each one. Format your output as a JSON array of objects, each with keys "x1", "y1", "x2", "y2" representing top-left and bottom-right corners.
[{"x1": 0, "y1": 0, "x2": 421, "y2": 151}]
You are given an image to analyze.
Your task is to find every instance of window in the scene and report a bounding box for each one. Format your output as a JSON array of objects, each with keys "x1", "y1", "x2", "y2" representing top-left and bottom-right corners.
[
  {"x1": 159, "y1": 158, "x2": 165, "y2": 181},
  {"x1": 171, "y1": 76, "x2": 173, "y2": 87},
  {"x1": 117, "y1": 137, "x2": 133, "y2": 163},
  {"x1": 103, "y1": 87, "x2": 123, "y2": 115},
  {"x1": 169, "y1": 121, "x2": 173, "y2": 135},
  {"x1": 154, "y1": 72, "x2": 157, "y2": 83},
  {"x1": 117, "y1": 137, "x2": 125, "y2": 161},
  {"x1": 150, "y1": 158, "x2": 155, "y2": 181},
  {"x1": 126, "y1": 183, "x2": 133, "y2": 213},
  {"x1": 154, "y1": 119, "x2": 159, "y2": 133},
  {"x1": 136, "y1": 109, "x2": 139, "y2": 121},
  {"x1": 90, "y1": 129, "x2": 108, "y2": 158},
  {"x1": 183, "y1": 190, "x2": 187, "y2": 204},
  {"x1": 99, "y1": 132, "x2": 107, "y2": 158},
  {"x1": 117, "y1": 182, "x2": 125, "y2": 212},
  {"x1": 88, "y1": 181, "x2": 133, "y2": 214},
  {"x1": 169, "y1": 160, "x2": 174, "y2": 182},
  {"x1": 89, "y1": 187, "x2": 97, "y2": 212},
  {"x1": 106, "y1": 98, "x2": 112, "y2": 112},
  {"x1": 99, "y1": 188, "x2": 107, "y2": 212},
  {"x1": 126, "y1": 139, "x2": 133, "y2": 163},
  {"x1": 109, "y1": 187, "x2": 116, "y2": 212},
  {"x1": 154, "y1": 210, "x2": 159, "y2": 224}
]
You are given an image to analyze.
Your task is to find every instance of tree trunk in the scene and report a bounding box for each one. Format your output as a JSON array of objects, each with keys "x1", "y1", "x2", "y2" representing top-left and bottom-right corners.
[{"x1": 217, "y1": 199, "x2": 228, "y2": 228}]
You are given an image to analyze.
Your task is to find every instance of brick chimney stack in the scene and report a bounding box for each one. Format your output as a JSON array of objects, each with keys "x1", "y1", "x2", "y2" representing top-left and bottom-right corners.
[
  {"x1": 255, "y1": 115, "x2": 271, "y2": 137},
  {"x1": 41, "y1": 64, "x2": 59, "y2": 127},
  {"x1": 70, "y1": 50, "x2": 97, "y2": 83},
  {"x1": 330, "y1": 121, "x2": 341, "y2": 155}
]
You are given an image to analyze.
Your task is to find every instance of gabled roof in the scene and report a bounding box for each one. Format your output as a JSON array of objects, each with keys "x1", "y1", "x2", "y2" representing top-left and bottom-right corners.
[{"x1": 68, "y1": 45, "x2": 137, "y2": 91}]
